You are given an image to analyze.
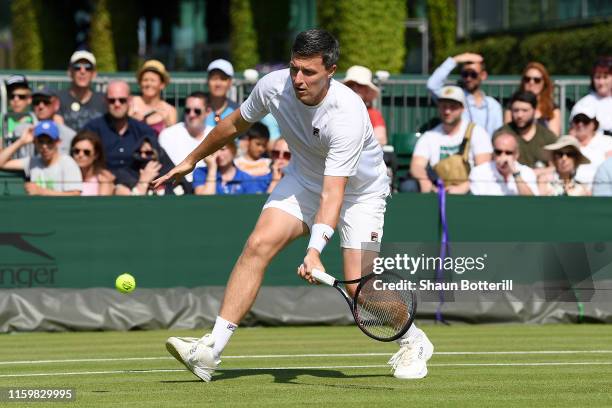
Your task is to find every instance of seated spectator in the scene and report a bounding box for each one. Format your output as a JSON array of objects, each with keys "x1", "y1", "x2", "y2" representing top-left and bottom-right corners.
[
  {"x1": 469, "y1": 132, "x2": 538, "y2": 196},
  {"x1": 593, "y1": 157, "x2": 612, "y2": 196},
  {"x1": 2, "y1": 75, "x2": 34, "y2": 141},
  {"x1": 56, "y1": 51, "x2": 107, "y2": 131},
  {"x1": 130, "y1": 60, "x2": 177, "y2": 135},
  {"x1": 343, "y1": 65, "x2": 387, "y2": 145},
  {"x1": 538, "y1": 136, "x2": 591, "y2": 196},
  {"x1": 409, "y1": 85, "x2": 492, "y2": 194},
  {"x1": 235, "y1": 122, "x2": 271, "y2": 176},
  {"x1": 83, "y1": 80, "x2": 158, "y2": 176},
  {"x1": 159, "y1": 91, "x2": 208, "y2": 182},
  {"x1": 427, "y1": 52, "x2": 503, "y2": 136},
  {"x1": 0, "y1": 121, "x2": 82, "y2": 195},
  {"x1": 494, "y1": 91, "x2": 557, "y2": 173},
  {"x1": 13, "y1": 87, "x2": 76, "y2": 158},
  {"x1": 70, "y1": 130, "x2": 115, "y2": 196},
  {"x1": 260, "y1": 114, "x2": 282, "y2": 151},
  {"x1": 571, "y1": 57, "x2": 611, "y2": 135},
  {"x1": 504, "y1": 62, "x2": 561, "y2": 135},
  {"x1": 114, "y1": 138, "x2": 181, "y2": 196},
  {"x1": 569, "y1": 101, "x2": 612, "y2": 185},
  {"x1": 193, "y1": 142, "x2": 269, "y2": 195},
  {"x1": 267, "y1": 138, "x2": 290, "y2": 193},
  {"x1": 204, "y1": 59, "x2": 239, "y2": 135}
]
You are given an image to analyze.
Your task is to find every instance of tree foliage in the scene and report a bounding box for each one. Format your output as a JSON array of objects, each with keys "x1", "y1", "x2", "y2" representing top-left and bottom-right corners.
[
  {"x1": 230, "y1": 0, "x2": 260, "y2": 71},
  {"x1": 90, "y1": 0, "x2": 117, "y2": 72},
  {"x1": 427, "y1": 0, "x2": 457, "y2": 66},
  {"x1": 11, "y1": 0, "x2": 43, "y2": 70}
]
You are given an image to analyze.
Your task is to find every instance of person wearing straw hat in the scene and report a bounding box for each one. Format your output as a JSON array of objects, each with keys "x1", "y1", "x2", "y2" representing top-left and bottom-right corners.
[
  {"x1": 130, "y1": 59, "x2": 177, "y2": 135},
  {"x1": 538, "y1": 135, "x2": 591, "y2": 196},
  {"x1": 343, "y1": 65, "x2": 387, "y2": 146}
]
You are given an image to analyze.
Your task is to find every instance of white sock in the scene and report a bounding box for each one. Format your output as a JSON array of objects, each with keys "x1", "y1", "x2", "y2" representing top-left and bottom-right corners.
[
  {"x1": 209, "y1": 316, "x2": 237, "y2": 360},
  {"x1": 396, "y1": 323, "x2": 420, "y2": 344}
]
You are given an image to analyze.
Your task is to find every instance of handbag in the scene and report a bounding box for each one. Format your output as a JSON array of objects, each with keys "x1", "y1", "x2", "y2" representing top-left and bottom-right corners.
[{"x1": 433, "y1": 122, "x2": 476, "y2": 185}]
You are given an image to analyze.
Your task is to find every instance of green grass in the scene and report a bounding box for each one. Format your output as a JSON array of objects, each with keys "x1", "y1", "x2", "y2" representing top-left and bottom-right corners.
[{"x1": 1, "y1": 324, "x2": 611, "y2": 407}]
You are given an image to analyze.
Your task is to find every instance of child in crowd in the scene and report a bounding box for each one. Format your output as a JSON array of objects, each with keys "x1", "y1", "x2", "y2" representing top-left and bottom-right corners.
[{"x1": 235, "y1": 122, "x2": 271, "y2": 177}]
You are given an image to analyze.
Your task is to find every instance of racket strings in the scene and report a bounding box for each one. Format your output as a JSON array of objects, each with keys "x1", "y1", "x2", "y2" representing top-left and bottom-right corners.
[{"x1": 354, "y1": 274, "x2": 415, "y2": 340}]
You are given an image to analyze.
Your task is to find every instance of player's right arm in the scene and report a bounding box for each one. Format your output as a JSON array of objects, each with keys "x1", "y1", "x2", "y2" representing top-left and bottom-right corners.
[{"x1": 152, "y1": 109, "x2": 251, "y2": 188}]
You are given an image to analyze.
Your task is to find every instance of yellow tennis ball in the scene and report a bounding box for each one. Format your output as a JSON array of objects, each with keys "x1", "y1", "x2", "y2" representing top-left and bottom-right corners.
[{"x1": 115, "y1": 273, "x2": 136, "y2": 294}]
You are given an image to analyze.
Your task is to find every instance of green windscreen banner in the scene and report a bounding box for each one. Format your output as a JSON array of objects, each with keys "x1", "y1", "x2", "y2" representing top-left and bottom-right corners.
[{"x1": 0, "y1": 195, "x2": 611, "y2": 289}]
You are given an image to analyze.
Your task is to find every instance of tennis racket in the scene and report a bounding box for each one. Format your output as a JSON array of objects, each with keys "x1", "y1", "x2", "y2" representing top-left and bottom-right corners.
[{"x1": 311, "y1": 268, "x2": 417, "y2": 342}]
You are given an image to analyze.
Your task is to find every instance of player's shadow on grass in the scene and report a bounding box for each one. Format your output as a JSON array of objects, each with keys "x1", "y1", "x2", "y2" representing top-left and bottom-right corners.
[{"x1": 161, "y1": 368, "x2": 388, "y2": 386}]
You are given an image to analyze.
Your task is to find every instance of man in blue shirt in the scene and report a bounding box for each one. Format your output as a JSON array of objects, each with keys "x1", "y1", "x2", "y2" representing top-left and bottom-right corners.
[
  {"x1": 427, "y1": 52, "x2": 503, "y2": 136},
  {"x1": 193, "y1": 142, "x2": 269, "y2": 195},
  {"x1": 83, "y1": 80, "x2": 158, "y2": 175}
]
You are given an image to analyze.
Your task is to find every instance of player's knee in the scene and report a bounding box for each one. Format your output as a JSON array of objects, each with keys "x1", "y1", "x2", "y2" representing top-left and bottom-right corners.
[{"x1": 243, "y1": 233, "x2": 277, "y2": 261}]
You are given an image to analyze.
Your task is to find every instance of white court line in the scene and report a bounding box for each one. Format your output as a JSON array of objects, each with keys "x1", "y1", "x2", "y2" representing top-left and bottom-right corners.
[
  {"x1": 2, "y1": 362, "x2": 612, "y2": 378},
  {"x1": 1, "y1": 350, "x2": 612, "y2": 366}
]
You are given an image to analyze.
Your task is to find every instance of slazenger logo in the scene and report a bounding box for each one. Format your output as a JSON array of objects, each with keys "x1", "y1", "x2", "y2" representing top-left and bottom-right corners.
[
  {"x1": 0, "y1": 232, "x2": 55, "y2": 260},
  {"x1": 0, "y1": 232, "x2": 58, "y2": 287}
]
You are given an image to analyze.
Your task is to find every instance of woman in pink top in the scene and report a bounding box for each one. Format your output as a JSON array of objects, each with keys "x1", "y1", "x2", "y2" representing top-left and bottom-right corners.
[{"x1": 70, "y1": 130, "x2": 115, "y2": 196}]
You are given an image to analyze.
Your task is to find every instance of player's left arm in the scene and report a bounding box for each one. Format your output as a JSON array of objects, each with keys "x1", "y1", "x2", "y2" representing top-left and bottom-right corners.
[{"x1": 299, "y1": 175, "x2": 348, "y2": 283}]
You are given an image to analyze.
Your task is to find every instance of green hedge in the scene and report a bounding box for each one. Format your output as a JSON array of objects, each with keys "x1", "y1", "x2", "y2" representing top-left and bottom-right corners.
[
  {"x1": 90, "y1": 0, "x2": 117, "y2": 72},
  {"x1": 427, "y1": 0, "x2": 457, "y2": 66},
  {"x1": 318, "y1": 0, "x2": 406, "y2": 73},
  {"x1": 11, "y1": 0, "x2": 43, "y2": 70},
  {"x1": 230, "y1": 0, "x2": 260, "y2": 71},
  {"x1": 448, "y1": 23, "x2": 612, "y2": 75}
]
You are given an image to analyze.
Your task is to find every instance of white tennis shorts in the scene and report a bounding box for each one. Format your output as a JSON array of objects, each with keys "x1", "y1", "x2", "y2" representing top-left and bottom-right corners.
[{"x1": 263, "y1": 174, "x2": 387, "y2": 251}]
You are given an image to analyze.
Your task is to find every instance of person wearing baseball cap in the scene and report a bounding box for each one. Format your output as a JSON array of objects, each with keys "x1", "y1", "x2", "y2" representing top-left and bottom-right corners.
[
  {"x1": 343, "y1": 65, "x2": 387, "y2": 145},
  {"x1": 204, "y1": 59, "x2": 239, "y2": 133},
  {"x1": 56, "y1": 50, "x2": 107, "y2": 131},
  {"x1": 538, "y1": 135, "x2": 591, "y2": 196},
  {"x1": 2, "y1": 75, "x2": 35, "y2": 141},
  {"x1": 0, "y1": 120, "x2": 82, "y2": 195},
  {"x1": 406, "y1": 85, "x2": 492, "y2": 194}
]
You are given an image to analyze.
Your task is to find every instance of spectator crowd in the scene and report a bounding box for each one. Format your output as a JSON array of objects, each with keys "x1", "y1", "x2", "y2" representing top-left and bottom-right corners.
[{"x1": 1, "y1": 50, "x2": 611, "y2": 197}]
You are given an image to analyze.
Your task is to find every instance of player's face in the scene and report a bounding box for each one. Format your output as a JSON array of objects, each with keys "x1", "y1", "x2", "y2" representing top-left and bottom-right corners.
[
  {"x1": 437, "y1": 100, "x2": 463, "y2": 127},
  {"x1": 289, "y1": 55, "x2": 336, "y2": 106}
]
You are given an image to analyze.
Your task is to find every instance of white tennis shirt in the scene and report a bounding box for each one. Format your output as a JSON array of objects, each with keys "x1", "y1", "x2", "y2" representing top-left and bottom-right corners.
[{"x1": 240, "y1": 69, "x2": 389, "y2": 201}]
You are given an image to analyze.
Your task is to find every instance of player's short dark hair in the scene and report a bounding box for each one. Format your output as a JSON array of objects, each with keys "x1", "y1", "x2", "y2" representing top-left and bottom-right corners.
[
  {"x1": 186, "y1": 91, "x2": 208, "y2": 105},
  {"x1": 291, "y1": 28, "x2": 339, "y2": 68},
  {"x1": 510, "y1": 91, "x2": 538, "y2": 109},
  {"x1": 246, "y1": 122, "x2": 270, "y2": 141}
]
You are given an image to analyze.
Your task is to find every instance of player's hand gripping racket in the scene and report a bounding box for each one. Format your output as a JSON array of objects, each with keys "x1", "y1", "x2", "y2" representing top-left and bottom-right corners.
[{"x1": 311, "y1": 268, "x2": 417, "y2": 342}]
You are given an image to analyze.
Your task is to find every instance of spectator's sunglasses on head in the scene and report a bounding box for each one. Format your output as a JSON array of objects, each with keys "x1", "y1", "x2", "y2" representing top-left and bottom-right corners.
[
  {"x1": 523, "y1": 75, "x2": 543, "y2": 84},
  {"x1": 493, "y1": 148, "x2": 515, "y2": 156},
  {"x1": 32, "y1": 97, "x2": 52, "y2": 106},
  {"x1": 72, "y1": 62, "x2": 94, "y2": 72},
  {"x1": 460, "y1": 70, "x2": 479, "y2": 79},
  {"x1": 553, "y1": 150, "x2": 578, "y2": 159},
  {"x1": 107, "y1": 97, "x2": 128, "y2": 105},
  {"x1": 71, "y1": 148, "x2": 92, "y2": 157},
  {"x1": 185, "y1": 107, "x2": 203, "y2": 116},
  {"x1": 272, "y1": 150, "x2": 291, "y2": 160},
  {"x1": 10, "y1": 92, "x2": 30, "y2": 100}
]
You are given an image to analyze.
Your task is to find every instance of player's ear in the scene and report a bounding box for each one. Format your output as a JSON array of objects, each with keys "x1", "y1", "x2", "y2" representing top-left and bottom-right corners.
[{"x1": 327, "y1": 64, "x2": 337, "y2": 79}]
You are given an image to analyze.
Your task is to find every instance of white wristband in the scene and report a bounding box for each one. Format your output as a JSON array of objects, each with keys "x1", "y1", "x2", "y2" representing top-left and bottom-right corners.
[{"x1": 307, "y1": 223, "x2": 334, "y2": 253}]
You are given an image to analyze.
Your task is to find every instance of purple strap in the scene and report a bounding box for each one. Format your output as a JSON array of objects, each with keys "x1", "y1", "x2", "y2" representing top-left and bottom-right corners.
[{"x1": 435, "y1": 179, "x2": 449, "y2": 323}]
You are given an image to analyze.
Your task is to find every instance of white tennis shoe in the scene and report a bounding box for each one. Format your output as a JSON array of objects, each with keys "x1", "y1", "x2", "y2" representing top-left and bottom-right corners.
[
  {"x1": 388, "y1": 328, "x2": 434, "y2": 379},
  {"x1": 166, "y1": 334, "x2": 219, "y2": 382}
]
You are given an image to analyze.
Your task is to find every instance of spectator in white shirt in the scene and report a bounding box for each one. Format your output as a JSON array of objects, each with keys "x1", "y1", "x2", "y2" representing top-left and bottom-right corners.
[
  {"x1": 469, "y1": 132, "x2": 538, "y2": 196},
  {"x1": 539, "y1": 136, "x2": 591, "y2": 196},
  {"x1": 158, "y1": 91, "x2": 209, "y2": 182}
]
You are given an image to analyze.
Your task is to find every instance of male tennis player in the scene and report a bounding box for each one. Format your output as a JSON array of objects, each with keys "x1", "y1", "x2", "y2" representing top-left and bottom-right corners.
[{"x1": 153, "y1": 29, "x2": 434, "y2": 381}]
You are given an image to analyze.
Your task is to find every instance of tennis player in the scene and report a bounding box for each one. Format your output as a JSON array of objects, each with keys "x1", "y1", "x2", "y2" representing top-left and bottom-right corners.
[{"x1": 153, "y1": 29, "x2": 433, "y2": 381}]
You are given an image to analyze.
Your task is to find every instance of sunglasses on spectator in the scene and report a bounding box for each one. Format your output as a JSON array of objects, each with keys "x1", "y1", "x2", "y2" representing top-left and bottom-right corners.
[
  {"x1": 107, "y1": 97, "x2": 128, "y2": 105},
  {"x1": 72, "y1": 62, "x2": 94, "y2": 71},
  {"x1": 185, "y1": 107, "x2": 203, "y2": 116},
  {"x1": 35, "y1": 138, "x2": 56, "y2": 147},
  {"x1": 493, "y1": 149, "x2": 515, "y2": 156},
  {"x1": 523, "y1": 76, "x2": 543, "y2": 84},
  {"x1": 272, "y1": 150, "x2": 291, "y2": 160},
  {"x1": 139, "y1": 150, "x2": 155, "y2": 158},
  {"x1": 10, "y1": 93, "x2": 29, "y2": 100},
  {"x1": 553, "y1": 150, "x2": 578, "y2": 159},
  {"x1": 460, "y1": 70, "x2": 479, "y2": 79},
  {"x1": 71, "y1": 148, "x2": 92, "y2": 157},
  {"x1": 32, "y1": 98, "x2": 52, "y2": 106}
]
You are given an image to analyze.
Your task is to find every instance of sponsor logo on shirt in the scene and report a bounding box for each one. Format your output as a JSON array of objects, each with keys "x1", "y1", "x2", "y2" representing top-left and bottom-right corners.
[
  {"x1": 371, "y1": 232, "x2": 379, "y2": 242},
  {"x1": 313, "y1": 127, "x2": 320, "y2": 138}
]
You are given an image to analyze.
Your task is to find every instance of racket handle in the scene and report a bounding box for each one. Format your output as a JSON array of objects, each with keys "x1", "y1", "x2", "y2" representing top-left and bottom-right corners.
[{"x1": 311, "y1": 269, "x2": 336, "y2": 286}]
